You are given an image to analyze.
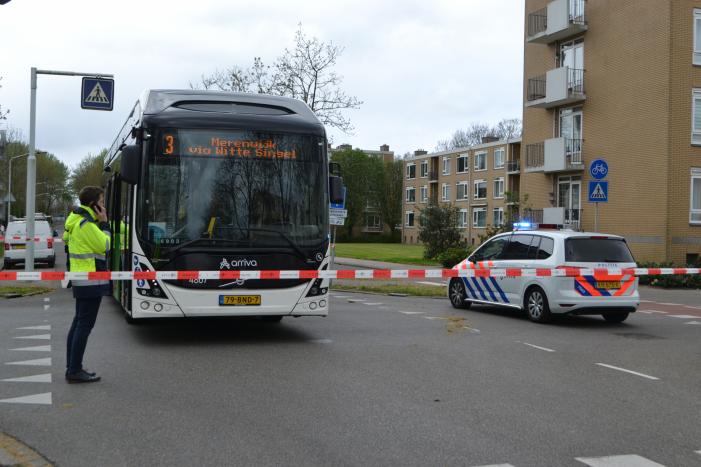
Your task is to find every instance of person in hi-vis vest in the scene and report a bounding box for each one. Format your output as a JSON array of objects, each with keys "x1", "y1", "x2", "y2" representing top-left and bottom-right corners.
[{"x1": 63, "y1": 186, "x2": 110, "y2": 383}]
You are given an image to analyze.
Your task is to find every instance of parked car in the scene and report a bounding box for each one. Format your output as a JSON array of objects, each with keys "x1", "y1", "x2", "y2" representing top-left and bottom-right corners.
[
  {"x1": 3, "y1": 220, "x2": 56, "y2": 269},
  {"x1": 448, "y1": 227, "x2": 640, "y2": 323}
]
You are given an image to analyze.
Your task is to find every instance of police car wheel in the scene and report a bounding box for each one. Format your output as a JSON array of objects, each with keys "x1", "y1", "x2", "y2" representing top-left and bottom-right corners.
[
  {"x1": 449, "y1": 279, "x2": 471, "y2": 309},
  {"x1": 603, "y1": 312, "x2": 629, "y2": 323},
  {"x1": 525, "y1": 287, "x2": 551, "y2": 323}
]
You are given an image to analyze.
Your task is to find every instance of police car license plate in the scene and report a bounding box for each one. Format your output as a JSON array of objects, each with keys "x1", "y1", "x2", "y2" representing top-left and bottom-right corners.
[
  {"x1": 219, "y1": 295, "x2": 261, "y2": 306},
  {"x1": 13, "y1": 244, "x2": 26, "y2": 249},
  {"x1": 596, "y1": 281, "x2": 621, "y2": 289}
]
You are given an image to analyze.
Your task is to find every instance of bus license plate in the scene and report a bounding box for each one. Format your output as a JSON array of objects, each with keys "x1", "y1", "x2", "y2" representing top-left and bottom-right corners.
[
  {"x1": 219, "y1": 295, "x2": 261, "y2": 306},
  {"x1": 596, "y1": 281, "x2": 621, "y2": 289}
]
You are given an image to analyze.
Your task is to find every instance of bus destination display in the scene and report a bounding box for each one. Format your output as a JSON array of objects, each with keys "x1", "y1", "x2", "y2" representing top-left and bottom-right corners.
[{"x1": 162, "y1": 131, "x2": 298, "y2": 159}]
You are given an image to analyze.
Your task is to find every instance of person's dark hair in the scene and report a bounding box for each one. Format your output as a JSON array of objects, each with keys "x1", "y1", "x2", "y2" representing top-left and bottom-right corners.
[{"x1": 78, "y1": 186, "x2": 104, "y2": 206}]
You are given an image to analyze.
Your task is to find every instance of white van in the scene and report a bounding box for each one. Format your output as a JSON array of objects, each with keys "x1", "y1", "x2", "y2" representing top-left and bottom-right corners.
[
  {"x1": 448, "y1": 229, "x2": 640, "y2": 323},
  {"x1": 3, "y1": 220, "x2": 56, "y2": 269}
]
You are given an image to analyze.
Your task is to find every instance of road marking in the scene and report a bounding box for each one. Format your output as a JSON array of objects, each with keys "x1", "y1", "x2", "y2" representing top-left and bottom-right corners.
[
  {"x1": 16, "y1": 325, "x2": 51, "y2": 331},
  {"x1": 473, "y1": 464, "x2": 515, "y2": 467},
  {"x1": 10, "y1": 345, "x2": 51, "y2": 352},
  {"x1": 5, "y1": 358, "x2": 51, "y2": 366},
  {"x1": 464, "y1": 327, "x2": 481, "y2": 334},
  {"x1": 575, "y1": 454, "x2": 666, "y2": 466},
  {"x1": 333, "y1": 295, "x2": 350, "y2": 298},
  {"x1": 43, "y1": 305, "x2": 50, "y2": 310},
  {"x1": 43, "y1": 298, "x2": 50, "y2": 302},
  {"x1": 307, "y1": 339, "x2": 332, "y2": 344},
  {"x1": 0, "y1": 393, "x2": 52, "y2": 405},
  {"x1": 637, "y1": 311, "x2": 654, "y2": 314},
  {"x1": 595, "y1": 363, "x2": 659, "y2": 381},
  {"x1": 695, "y1": 449, "x2": 701, "y2": 455},
  {"x1": 522, "y1": 342, "x2": 556, "y2": 352},
  {"x1": 363, "y1": 302, "x2": 383, "y2": 306},
  {"x1": 640, "y1": 310, "x2": 667, "y2": 314},
  {"x1": 424, "y1": 316, "x2": 448, "y2": 320},
  {"x1": 1, "y1": 373, "x2": 52, "y2": 383},
  {"x1": 399, "y1": 311, "x2": 424, "y2": 315},
  {"x1": 684, "y1": 305, "x2": 701, "y2": 310},
  {"x1": 668, "y1": 315, "x2": 699, "y2": 319},
  {"x1": 657, "y1": 302, "x2": 681, "y2": 306},
  {"x1": 685, "y1": 321, "x2": 701, "y2": 325},
  {"x1": 13, "y1": 334, "x2": 50, "y2": 340}
]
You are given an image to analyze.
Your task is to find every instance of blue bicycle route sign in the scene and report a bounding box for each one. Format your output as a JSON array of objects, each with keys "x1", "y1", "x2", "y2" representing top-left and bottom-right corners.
[{"x1": 589, "y1": 159, "x2": 608, "y2": 180}]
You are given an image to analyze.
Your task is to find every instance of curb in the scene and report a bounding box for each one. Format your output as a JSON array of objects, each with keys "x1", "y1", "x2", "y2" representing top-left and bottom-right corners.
[{"x1": 0, "y1": 432, "x2": 53, "y2": 467}]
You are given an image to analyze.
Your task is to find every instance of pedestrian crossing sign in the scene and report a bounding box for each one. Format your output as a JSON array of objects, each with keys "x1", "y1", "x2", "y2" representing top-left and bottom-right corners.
[
  {"x1": 81, "y1": 77, "x2": 114, "y2": 111},
  {"x1": 588, "y1": 181, "x2": 608, "y2": 202}
]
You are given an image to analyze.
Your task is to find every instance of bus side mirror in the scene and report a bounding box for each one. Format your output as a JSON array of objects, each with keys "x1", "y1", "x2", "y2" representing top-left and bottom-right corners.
[
  {"x1": 329, "y1": 162, "x2": 342, "y2": 177},
  {"x1": 120, "y1": 145, "x2": 141, "y2": 185},
  {"x1": 330, "y1": 176, "x2": 344, "y2": 205}
]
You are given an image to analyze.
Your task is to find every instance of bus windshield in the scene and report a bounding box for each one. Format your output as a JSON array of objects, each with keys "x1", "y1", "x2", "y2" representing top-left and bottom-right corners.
[{"x1": 140, "y1": 129, "x2": 328, "y2": 252}]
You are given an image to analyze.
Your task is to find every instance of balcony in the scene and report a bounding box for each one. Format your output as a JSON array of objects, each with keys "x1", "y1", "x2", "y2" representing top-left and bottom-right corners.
[
  {"x1": 525, "y1": 137, "x2": 584, "y2": 173},
  {"x1": 429, "y1": 171, "x2": 439, "y2": 182},
  {"x1": 506, "y1": 160, "x2": 521, "y2": 174},
  {"x1": 523, "y1": 208, "x2": 582, "y2": 230},
  {"x1": 543, "y1": 207, "x2": 583, "y2": 230},
  {"x1": 527, "y1": 0, "x2": 587, "y2": 44},
  {"x1": 526, "y1": 67, "x2": 585, "y2": 109}
]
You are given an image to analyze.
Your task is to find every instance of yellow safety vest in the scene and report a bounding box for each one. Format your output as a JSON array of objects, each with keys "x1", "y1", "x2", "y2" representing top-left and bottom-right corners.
[{"x1": 64, "y1": 205, "x2": 111, "y2": 288}]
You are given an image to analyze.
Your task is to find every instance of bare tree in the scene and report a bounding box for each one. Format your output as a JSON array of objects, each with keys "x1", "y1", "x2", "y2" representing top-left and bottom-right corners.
[
  {"x1": 435, "y1": 119, "x2": 522, "y2": 151},
  {"x1": 0, "y1": 76, "x2": 9, "y2": 121},
  {"x1": 192, "y1": 26, "x2": 362, "y2": 133}
]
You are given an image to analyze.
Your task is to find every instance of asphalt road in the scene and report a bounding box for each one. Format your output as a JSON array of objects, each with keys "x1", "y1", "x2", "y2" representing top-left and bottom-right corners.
[{"x1": 0, "y1": 247, "x2": 700, "y2": 466}]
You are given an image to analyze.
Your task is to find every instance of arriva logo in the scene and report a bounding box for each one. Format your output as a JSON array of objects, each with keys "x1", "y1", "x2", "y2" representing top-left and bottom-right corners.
[{"x1": 219, "y1": 258, "x2": 259, "y2": 270}]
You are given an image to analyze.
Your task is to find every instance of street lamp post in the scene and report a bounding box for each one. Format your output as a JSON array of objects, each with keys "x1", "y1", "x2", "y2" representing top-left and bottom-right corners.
[{"x1": 6, "y1": 151, "x2": 46, "y2": 224}]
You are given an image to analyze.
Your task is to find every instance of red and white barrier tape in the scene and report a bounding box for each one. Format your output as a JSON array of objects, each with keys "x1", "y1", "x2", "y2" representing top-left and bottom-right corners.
[{"x1": 0, "y1": 268, "x2": 699, "y2": 281}]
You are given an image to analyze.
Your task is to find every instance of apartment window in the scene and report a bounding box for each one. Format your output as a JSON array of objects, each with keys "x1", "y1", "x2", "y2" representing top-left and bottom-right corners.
[
  {"x1": 406, "y1": 187, "x2": 416, "y2": 203},
  {"x1": 442, "y1": 183, "x2": 450, "y2": 201},
  {"x1": 443, "y1": 156, "x2": 451, "y2": 175},
  {"x1": 695, "y1": 9, "x2": 701, "y2": 65},
  {"x1": 457, "y1": 154, "x2": 469, "y2": 173},
  {"x1": 493, "y1": 177, "x2": 505, "y2": 199},
  {"x1": 456, "y1": 181, "x2": 469, "y2": 201},
  {"x1": 405, "y1": 211, "x2": 415, "y2": 227},
  {"x1": 473, "y1": 208, "x2": 486, "y2": 228},
  {"x1": 420, "y1": 186, "x2": 428, "y2": 204},
  {"x1": 406, "y1": 163, "x2": 416, "y2": 179},
  {"x1": 693, "y1": 89, "x2": 701, "y2": 145},
  {"x1": 474, "y1": 152, "x2": 487, "y2": 171},
  {"x1": 366, "y1": 214, "x2": 381, "y2": 229},
  {"x1": 494, "y1": 148, "x2": 505, "y2": 169},
  {"x1": 459, "y1": 209, "x2": 469, "y2": 229},
  {"x1": 493, "y1": 207, "x2": 504, "y2": 227},
  {"x1": 420, "y1": 161, "x2": 428, "y2": 178},
  {"x1": 691, "y1": 168, "x2": 701, "y2": 224},
  {"x1": 473, "y1": 180, "x2": 487, "y2": 200}
]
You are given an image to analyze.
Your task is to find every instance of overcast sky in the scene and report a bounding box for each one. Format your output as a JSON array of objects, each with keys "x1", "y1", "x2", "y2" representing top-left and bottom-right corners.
[{"x1": 0, "y1": 0, "x2": 524, "y2": 168}]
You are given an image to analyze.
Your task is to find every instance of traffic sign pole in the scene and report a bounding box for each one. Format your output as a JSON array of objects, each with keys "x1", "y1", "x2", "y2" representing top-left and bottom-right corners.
[{"x1": 25, "y1": 68, "x2": 114, "y2": 271}]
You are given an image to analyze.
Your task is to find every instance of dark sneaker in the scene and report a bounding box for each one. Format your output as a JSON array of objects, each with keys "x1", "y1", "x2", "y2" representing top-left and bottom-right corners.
[
  {"x1": 66, "y1": 370, "x2": 101, "y2": 384},
  {"x1": 65, "y1": 368, "x2": 96, "y2": 377}
]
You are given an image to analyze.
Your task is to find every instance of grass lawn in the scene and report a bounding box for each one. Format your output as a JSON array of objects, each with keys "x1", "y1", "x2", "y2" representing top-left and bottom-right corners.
[
  {"x1": 334, "y1": 243, "x2": 439, "y2": 266},
  {"x1": 0, "y1": 286, "x2": 54, "y2": 298},
  {"x1": 332, "y1": 283, "x2": 446, "y2": 297}
]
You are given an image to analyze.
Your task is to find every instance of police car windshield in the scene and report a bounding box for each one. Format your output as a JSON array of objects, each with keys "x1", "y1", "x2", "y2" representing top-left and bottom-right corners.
[
  {"x1": 565, "y1": 238, "x2": 635, "y2": 263},
  {"x1": 141, "y1": 129, "x2": 328, "y2": 250}
]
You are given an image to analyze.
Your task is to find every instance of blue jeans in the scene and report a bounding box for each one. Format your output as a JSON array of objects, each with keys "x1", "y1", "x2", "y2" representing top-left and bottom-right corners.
[{"x1": 66, "y1": 297, "x2": 101, "y2": 375}]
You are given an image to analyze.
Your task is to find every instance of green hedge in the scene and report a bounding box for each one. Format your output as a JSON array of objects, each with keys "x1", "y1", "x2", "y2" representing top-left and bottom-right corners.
[{"x1": 637, "y1": 261, "x2": 701, "y2": 289}]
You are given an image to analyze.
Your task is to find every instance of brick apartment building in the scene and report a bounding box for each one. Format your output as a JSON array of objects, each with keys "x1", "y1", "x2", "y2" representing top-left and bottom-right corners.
[
  {"x1": 402, "y1": 138, "x2": 521, "y2": 246},
  {"x1": 522, "y1": 0, "x2": 701, "y2": 263}
]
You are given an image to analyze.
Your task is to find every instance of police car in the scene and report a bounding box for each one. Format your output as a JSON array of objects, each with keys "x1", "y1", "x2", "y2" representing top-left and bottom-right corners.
[{"x1": 448, "y1": 225, "x2": 640, "y2": 323}]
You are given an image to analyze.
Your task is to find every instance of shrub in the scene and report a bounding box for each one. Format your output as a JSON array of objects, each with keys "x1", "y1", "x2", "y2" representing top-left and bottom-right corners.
[
  {"x1": 637, "y1": 261, "x2": 701, "y2": 289},
  {"x1": 435, "y1": 246, "x2": 473, "y2": 268}
]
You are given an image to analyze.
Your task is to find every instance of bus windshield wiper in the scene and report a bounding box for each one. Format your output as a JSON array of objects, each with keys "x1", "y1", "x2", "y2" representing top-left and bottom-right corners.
[{"x1": 243, "y1": 228, "x2": 313, "y2": 263}]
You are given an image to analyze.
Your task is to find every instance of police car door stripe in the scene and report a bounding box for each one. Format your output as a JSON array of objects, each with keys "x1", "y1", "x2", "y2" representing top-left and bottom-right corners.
[
  {"x1": 479, "y1": 277, "x2": 499, "y2": 302},
  {"x1": 462, "y1": 277, "x2": 477, "y2": 299},
  {"x1": 489, "y1": 277, "x2": 509, "y2": 303},
  {"x1": 470, "y1": 277, "x2": 489, "y2": 301}
]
